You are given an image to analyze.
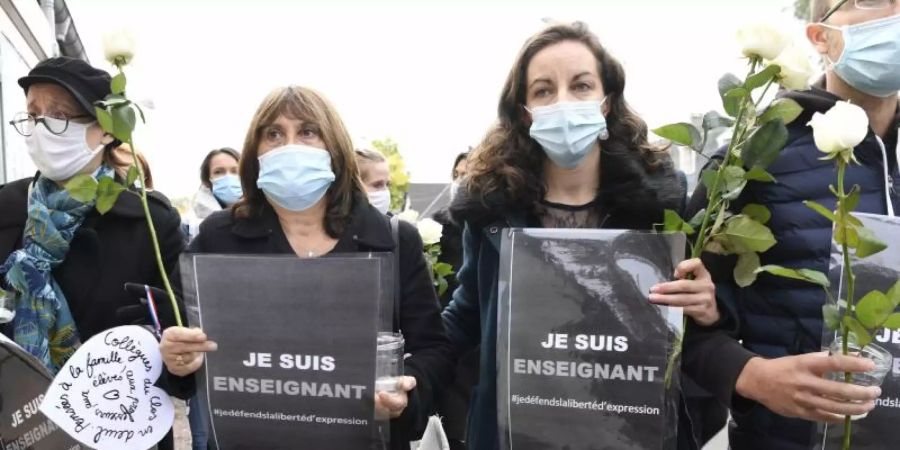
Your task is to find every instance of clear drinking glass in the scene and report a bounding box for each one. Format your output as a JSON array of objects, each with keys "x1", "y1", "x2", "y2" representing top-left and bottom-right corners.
[
  {"x1": 375, "y1": 332, "x2": 404, "y2": 394},
  {"x1": 826, "y1": 337, "x2": 892, "y2": 419}
]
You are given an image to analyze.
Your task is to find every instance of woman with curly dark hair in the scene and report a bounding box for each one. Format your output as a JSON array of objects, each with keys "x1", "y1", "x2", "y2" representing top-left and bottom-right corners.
[{"x1": 442, "y1": 22, "x2": 722, "y2": 449}]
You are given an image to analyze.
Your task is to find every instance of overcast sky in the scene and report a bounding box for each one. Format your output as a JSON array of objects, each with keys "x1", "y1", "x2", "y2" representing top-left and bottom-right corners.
[{"x1": 64, "y1": 0, "x2": 807, "y2": 200}]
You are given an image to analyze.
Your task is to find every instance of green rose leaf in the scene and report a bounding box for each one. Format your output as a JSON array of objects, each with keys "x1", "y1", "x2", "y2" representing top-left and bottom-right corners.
[
  {"x1": 734, "y1": 252, "x2": 761, "y2": 288},
  {"x1": 741, "y1": 204, "x2": 771, "y2": 225},
  {"x1": 65, "y1": 174, "x2": 99, "y2": 203},
  {"x1": 834, "y1": 222, "x2": 860, "y2": 249},
  {"x1": 663, "y1": 209, "x2": 695, "y2": 235},
  {"x1": 755, "y1": 265, "x2": 830, "y2": 287},
  {"x1": 104, "y1": 94, "x2": 129, "y2": 106},
  {"x1": 741, "y1": 119, "x2": 788, "y2": 169},
  {"x1": 434, "y1": 262, "x2": 454, "y2": 277},
  {"x1": 710, "y1": 206, "x2": 732, "y2": 237},
  {"x1": 745, "y1": 64, "x2": 781, "y2": 91},
  {"x1": 704, "y1": 238, "x2": 730, "y2": 255},
  {"x1": 95, "y1": 107, "x2": 114, "y2": 135},
  {"x1": 845, "y1": 185, "x2": 861, "y2": 212},
  {"x1": 843, "y1": 316, "x2": 873, "y2": 348},
  {"x1": 652, "y1": 123, "x2": 701, "y2": 149},
  {"x1": 436, "y1": 277, "x2": 448, "y2": 296},
  {"x1": 744, "y1": 167, "x2": 776, "y2": 182},
  {"x1": 856, "y1": 290, "x2": 892, "y2": 329},
  {"x1": 688, "y1": 208, "x2": 706, "y2": 229},
  {"x1": 722, "y1": 215, "x2": 776, "y2": 253},
  {"x1": 759, "y1": 98, "x2": 803, "y2": 125},
  {"x1": 126, "y1": 165, "x2": 139, "y2": 187},
  {"x1": 718, "y1": 73, "x2": 742, "y2": 95},
  {"x1": 803, "y1": 200, "x2": 836, "y2": 222},
  {"x1": 718, "y1": 73, "x2": 743, "y2": 114},
  {"x1": 797, "y1": 269, "x2": 831, "y2": 288},
  {"x1": 883, "y1": 313, "x2": 900, "y2": 330},
  {"x1": 721, "y1": 166, "x2": 748, "y2": 201},
  {"x1": 111, "y1": 105, "x2": 137, "y2": 143},
  {"x1": 856, "y1": 226, "x2": 888, "y2": 258},
  {"x1": 723, "y1": 88, "x2": 748, "y2": 118},
  {"x1": 111, "y1": 73, "x2": 127, "y2": 95},
  {"x1": 702, "y1": 111, "x2": 735, "y2": 131},
  {"x1": 134, "y1": 102, "x2": 146, "y2": 124},
  {"x1": 96, "y1": 177, "x2": 126, "y2": 214},
  {"x1": 887, "y1": 280, "x2": 900, "y2": 309},
  {"x1": 823, "y1": 304, "x2": 841, "y2": 331},
  {"x1": 701, "y1": 169, "x2": 718, "y2": 194}
]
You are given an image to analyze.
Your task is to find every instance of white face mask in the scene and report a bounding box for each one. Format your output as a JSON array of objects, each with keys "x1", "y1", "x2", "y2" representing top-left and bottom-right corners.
[
  {"x1": 25, "y1": 117, "x2": 103, "y2": 181},
  {"x1": 368, "y1": 189, "x2": 391, "y2": 215},
  {"x1": 450, "y1": 181, "x2": 461, "y2": 201}
]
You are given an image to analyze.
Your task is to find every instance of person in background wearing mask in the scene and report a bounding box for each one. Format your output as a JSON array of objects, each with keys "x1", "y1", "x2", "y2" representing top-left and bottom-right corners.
[
  {"x1": 432, "y1": 151, "x2": 468, "y2": 307},
  {"x1": 684, "y1": 1, "x2": 900, "y2": 449},
  {"x1": 184, "y1": 148, "x2": 242, "y2": 450},
  {"x1": 356, "y1": 147, "x2": 393, "y2": 215},
  {"x1": 0, "y1": 57, "x2": 190, "y2": 449},
  {"x1": 431, "y1": 150, "x2": 475, "y2": 450},
  {"x1": 443, "y1": 22, "x2": 722, "y2": 449},
  {"x1": 158, "y1": 86, "x2": 454, "y2": 450},
  {"x1": 186, "y1": 147, "x2": 242, "y2": 239}
]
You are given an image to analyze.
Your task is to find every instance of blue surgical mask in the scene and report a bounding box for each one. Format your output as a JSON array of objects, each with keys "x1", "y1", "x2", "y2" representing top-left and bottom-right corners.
[
  {"x1": 825, "y1": 14, "x2": 900, "y2": 98},
  {"x1": 257, "y1": 144, "x2": 335, "y2": 211},
  {"x1": 211, "y1": 174, "x2": 243, "y2": 206},
  {"x1": 528, "y1": 99, "x2": 608, "y2": 169}
]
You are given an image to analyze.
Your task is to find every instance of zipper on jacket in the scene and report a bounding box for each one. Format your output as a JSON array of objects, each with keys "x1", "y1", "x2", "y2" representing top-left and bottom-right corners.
[{"x1": 876, "y1": 135, "x2": 896, "y2": 217}]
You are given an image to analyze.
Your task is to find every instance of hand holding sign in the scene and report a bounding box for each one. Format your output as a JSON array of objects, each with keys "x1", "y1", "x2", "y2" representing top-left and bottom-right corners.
[
  {"x1": 648, "y1": 258, "x2": 719, "y2": 326},
  {"x1": 40, "y1": 325, "x2": 175, "y2": 450}
]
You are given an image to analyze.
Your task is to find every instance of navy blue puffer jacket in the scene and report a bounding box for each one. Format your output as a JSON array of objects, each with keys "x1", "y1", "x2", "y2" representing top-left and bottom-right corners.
[{"x1": 686, "y1": 87, "x2": 900, "y2": 450}]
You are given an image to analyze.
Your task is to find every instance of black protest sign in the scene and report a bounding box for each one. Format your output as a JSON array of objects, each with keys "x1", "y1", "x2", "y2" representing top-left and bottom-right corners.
[
  {"x1": 0, "y1": 334, "x2": 83, "y2": 450},
  {"x1": 820, "y1": 214, "x2": 900, "y2": 450},
  {"x1": 497, "y1": 229, "x2": 684, "y2": 450},
  {"x1": 181, "y1": 254, "x2": 389, "y2": 449}
]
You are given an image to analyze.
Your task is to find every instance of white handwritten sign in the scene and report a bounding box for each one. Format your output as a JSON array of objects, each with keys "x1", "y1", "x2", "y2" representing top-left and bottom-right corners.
[{"x1": 39, "y1": 325, "x2": 175, "y2": 450}]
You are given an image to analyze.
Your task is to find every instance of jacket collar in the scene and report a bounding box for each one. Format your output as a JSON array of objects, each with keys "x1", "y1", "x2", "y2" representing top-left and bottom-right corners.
[
  {"x1": 230, "y1": 193, "x2": 397, "y2": 252},
  {"x1": 335, "y1": 193, "x2": 396, "y2": 252}
]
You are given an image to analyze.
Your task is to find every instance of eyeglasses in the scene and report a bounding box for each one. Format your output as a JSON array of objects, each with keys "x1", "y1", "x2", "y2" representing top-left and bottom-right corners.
[
  {"x1": 822, "y1": 0, "x2": 896, "y2": 22},
  {"x1": 8, "y1": 112, "x2": 92, "y2": 137}
]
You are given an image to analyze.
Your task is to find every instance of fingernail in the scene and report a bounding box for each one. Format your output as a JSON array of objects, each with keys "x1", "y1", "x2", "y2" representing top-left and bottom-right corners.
[
  {"x1": 209, "y1": 341, "x2": 219, "y2": 351},
  {"x1": 650, "y1": 286, "x2": 660, "y2": 294},
  {"x1": 874, "y1": 387, "x2": 882, "y2": 397},
  {"x1": 648, "y1": 294, "x2": 660, "y2": 302}
]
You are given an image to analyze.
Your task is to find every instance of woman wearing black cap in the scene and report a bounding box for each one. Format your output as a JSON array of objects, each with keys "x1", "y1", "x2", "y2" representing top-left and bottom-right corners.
[{"x1": 0, "y1": 57, "x2": 191, "y2": 449}]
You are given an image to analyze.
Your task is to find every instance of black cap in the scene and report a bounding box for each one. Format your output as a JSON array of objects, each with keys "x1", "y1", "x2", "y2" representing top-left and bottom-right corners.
[{"x1": 17, "y1": 56, "x2": 112, "y2": 118}]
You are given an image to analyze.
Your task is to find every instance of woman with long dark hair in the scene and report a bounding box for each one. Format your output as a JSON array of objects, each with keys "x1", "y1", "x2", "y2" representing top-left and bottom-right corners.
[{"x1": 443, "y1": 22, "x2": 721, "y2": 449}]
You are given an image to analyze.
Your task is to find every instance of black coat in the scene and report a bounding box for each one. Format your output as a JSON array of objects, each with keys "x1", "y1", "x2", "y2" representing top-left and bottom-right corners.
[
  {"x1": 443, "y1": 149, "x2": 721, "y2": 450},
  {"x1": 0, "y1": 176, "x2": 191, "y2": 450},
  {"x1": 188, "y1": 196, "x2": 455, "y2": 449}
]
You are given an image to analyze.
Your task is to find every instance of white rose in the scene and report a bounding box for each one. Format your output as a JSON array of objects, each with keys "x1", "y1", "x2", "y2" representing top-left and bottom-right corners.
[
  {"x1": 102, "y1": 29, "x2": 136, "y2": 66},
  {"x1": 768, "y1": 45, "x2": 814, "y2": 91},
  {"x1": 397, "y1": 209, "x2": 420, "y2": 223},
  {"x1": 736, "y1": 22, "x2": 790, "y2": 61},
  {"x1": 417, "y1": 218, "x2": 443, "y2": 246},
  {"x1": 808, "y1": 101, "x2": 869, "y2": 162}
]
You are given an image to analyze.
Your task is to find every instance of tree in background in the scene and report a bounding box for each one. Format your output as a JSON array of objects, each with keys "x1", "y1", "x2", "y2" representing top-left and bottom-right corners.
[
  {"x1": 794, "y1": 0, "x2": 811, "y2": 20},
  {"x1": 372, "y1": 138, "x2": 410, "y2": 212}
]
